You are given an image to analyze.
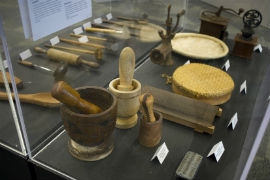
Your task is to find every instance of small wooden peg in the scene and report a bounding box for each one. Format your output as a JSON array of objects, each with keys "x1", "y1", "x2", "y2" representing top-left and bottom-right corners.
[{"x1": 139, "y1": 93, "x2": 156, "y2": 123}]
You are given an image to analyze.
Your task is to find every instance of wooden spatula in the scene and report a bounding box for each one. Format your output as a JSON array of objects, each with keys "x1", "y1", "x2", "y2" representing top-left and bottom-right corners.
[{"x1": 0, "y1": 91, "x2": 60, "y2": 108}]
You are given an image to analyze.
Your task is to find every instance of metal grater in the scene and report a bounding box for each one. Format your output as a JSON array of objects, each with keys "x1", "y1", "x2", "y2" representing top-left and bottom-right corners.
[{"x1": 176, "y1": 151, "x2": 203, "y2": 180}]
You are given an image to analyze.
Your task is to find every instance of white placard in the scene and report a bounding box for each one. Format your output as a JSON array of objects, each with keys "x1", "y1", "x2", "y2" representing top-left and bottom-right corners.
[
  {"x1": 207, "y1": 141, "x2": 225, "y2": 162},
  {"x1": 73, "y1": 27, "x2": 83, "y2": 35},
  {"x1": 240, "y1": 80, "x2": 247, "y2": 94},
  {"x1": 19, "y1": 49, "x2": 32, "y2": 60},
  {"x1": 94, "y1": 17, "x2": 103, "y2": 24},
  {"x1": 254, "y1": 44, "x2": 263, "y2": 53},
  {"x1": 227, "y1": 112, "x2": 238, "y2": 130},
  {"x1": 3, "y1": 60, "x2": 8, "y2": 69},
  {"x1": 78, "y1": 35, "x2": 88, "y2": 43},
  {"x1": 83, "y1": 22, "x2": 92, "y2": 30},
  {"x1": 184, "y1": 60, "x2": 190, "y2": 65},
  {"x1": 222, "y1": 59, "x2": 230, "y2": 71},
  {"x1": 151, "y1": 142, "x2": 169, "y2": 164},
  {"x1": 50, "y1": 36, "x2": 60, "y2": 45},
  {"x1": 106, "y1": 13, "x2": 113, "y2": 20}
]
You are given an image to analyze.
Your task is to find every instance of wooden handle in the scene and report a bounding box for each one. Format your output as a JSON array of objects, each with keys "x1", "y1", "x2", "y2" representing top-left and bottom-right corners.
[
  {"x1": 34, "y1": 47, "x2": 47, "y2": 54},
  {"x1": 51, "y1": 81, "x2": 103, "y2": 114},
  {"x1": 70, "y1": 33, "x2": 108, "y2": 42},
  {"x1": 78, "y1": 58, "x2": 100, "y2": 68},
  {"x1": 59, "y1": 38, "x2": 105, "y2": 49},
  {"x1": 0, "y1": 72, "x2": 23, "y2": 89},
  {"x1": 117, "y1": 47, "x2": 135, "y2": 91},
  {"x1": 85, "y1": 27, "x2": 121, "y2": 34},
  {"x1": 139, "y1": 93, "x2": 156, "y2": 122}
]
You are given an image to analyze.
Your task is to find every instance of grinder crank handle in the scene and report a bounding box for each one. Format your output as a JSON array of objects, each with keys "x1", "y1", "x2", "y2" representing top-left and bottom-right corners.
[
  {"x1": 117, "y1": 47, "x2": 135, "y2": 91},
  {"x1": 51, "y1": 81, "x2": 103, "y2": 114},
  {"x1": 139, "y1": 93, "x2": 156, "y2": 123}
]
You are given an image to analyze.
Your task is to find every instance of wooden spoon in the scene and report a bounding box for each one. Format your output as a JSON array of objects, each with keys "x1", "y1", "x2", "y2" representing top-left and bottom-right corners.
[{"x1": 0, "y1": 91, "x2": 60, "y2": 108}]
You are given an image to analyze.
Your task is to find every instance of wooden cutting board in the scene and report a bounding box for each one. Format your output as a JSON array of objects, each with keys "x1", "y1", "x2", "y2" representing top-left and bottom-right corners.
[{"x1": 142, "y1": 86, "x2": 222, "y2": 134}]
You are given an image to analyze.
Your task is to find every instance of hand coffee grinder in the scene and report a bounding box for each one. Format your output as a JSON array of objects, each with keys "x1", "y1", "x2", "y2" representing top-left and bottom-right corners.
[
  {"x1": 200, "y1": 6, "x2": 244, "y2": 40},
  {"x1": 232, "y1": 9, "x2": 262, "y2": 59}
]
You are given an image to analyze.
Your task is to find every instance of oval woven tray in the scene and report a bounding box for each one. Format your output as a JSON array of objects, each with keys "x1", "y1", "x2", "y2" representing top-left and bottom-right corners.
[{"x1": 171, "y1": 33, "x2": 229, "y2": 59}]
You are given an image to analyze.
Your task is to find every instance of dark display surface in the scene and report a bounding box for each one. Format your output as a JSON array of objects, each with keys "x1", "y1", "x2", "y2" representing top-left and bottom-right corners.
[{"x1": 32, "y1": 39, "x2": 270, "y2": 179}]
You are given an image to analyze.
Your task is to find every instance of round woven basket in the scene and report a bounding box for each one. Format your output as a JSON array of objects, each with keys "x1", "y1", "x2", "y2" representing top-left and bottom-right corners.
[{"x1": 172, "y1": 63, "x2": 234, "y2": 105}]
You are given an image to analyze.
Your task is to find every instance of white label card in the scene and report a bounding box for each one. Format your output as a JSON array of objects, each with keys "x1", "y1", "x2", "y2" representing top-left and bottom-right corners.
[
  {"x1": 151, "y1": 142, "x2": 169, "y2": 164},
  {"x1": 3, "y1": 60, "x2": 8, "y2": 69},
  {"x1": 184, "y1": 60, "x2": 190, "y2": 65},
  {"x1": 78, "y1": 35, "x2": 88, "y2": 43},
  {"x1": 222, "y1": 59, "x2": 230, "y2": 71},
  {"x1": 19, "y1": 49, "x2": 32, "y2": 60},
  {"x1": 83, "y1": 22, "x2": 92, "y2": 30},
  {"x1": 207, "y1": 141, "x2": 225, "y2": 162},
  {"x1": 106, "y1": 13, "x2": 113, "y2": 20},
  {"x1": 50, "y1": 36, "x2": 60, "y2": 45},
  {"x1": 227, "y1": 112, "x2": 238, "y2": 130},
  {"x1": 240, "y1": 80, "x2": 247, "y2": 94},
  {"x1": 254, "y1": 44, "x2": 263, "y2": 53},
  {"x1": 73, "y1": 27, "x2": 83, "y2": 35},
  {"x1": 94, "y1": 17, "x2": 103, "y2": 24}
]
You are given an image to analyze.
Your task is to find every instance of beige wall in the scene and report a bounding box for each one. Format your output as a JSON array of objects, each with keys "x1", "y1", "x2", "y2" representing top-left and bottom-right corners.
[{"x1": 201, "y1": 0, "x2": 269, "y2": 28}]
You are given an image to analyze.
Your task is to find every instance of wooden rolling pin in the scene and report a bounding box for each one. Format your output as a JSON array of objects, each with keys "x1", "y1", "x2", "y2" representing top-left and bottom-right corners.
[
  {"x1": 34, "y1": 47, "x2": 99, "y2": 68},
  {"x1": 0, "y1": 91, "x2": 60, "y2": 108},
  {"x1": 44, "y1": 44, "x2": 103, "y2": 61},
  {"x1": 117, "y1": 47, "x2": 135, "y2": 91},
  {"x1": 51, "y1": 81, "x2": 103, "y2": 114},
  {"x1": 139, "y1": 93, "x2": 156, "y2": 122}
]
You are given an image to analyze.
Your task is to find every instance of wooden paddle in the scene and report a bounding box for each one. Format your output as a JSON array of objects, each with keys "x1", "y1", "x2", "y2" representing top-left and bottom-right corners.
[{"x1": 0, "y1": 91, "x2": 60, "y2": 108}]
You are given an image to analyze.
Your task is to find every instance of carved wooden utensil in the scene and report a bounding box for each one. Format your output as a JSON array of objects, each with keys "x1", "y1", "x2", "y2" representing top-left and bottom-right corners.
[
  {"x1": 51, "y1": 81, "x2": 103, "y2": 114},
  {"x1": 0, "y1": 72, "x2": 23, "y2": 89},
  {"x1": 139, "y1": 93, "x2": 156, "y2": 123},
  {"x1": 117, "y1": 47, "x2": 135, "y2": 91},
  {"x1": 0, "y1": 91, "x2": 60, "y2": 108}
]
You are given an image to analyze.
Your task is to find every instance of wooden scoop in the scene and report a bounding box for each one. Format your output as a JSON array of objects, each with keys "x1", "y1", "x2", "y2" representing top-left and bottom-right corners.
[
  {"x1": 51, "y1": 81, "x2": 103, "y2": 114},
  {"x1": 117, "y1": 47, "x2": 135, "y2": 91},
  {"x1": 0, "y1": 72, "x2": 23, "y2": 89},
  {"x1": 0, "y1": 91, "x2": 60, "y2": 108},
  {"x1": 139, "y1": 93, "x2": 156, "y2": 122}
]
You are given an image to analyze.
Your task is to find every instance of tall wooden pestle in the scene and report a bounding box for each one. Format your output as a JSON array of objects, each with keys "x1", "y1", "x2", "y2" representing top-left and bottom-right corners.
[
  {"x1": 117, "y1": 47, "x2": 135, "y2": 91},
  {"x1": 51, "y1": 81, "x2": 103, "y2": 114},
  {"x1": 139, "y1": 93, "x2": 156, "y2": 123}
]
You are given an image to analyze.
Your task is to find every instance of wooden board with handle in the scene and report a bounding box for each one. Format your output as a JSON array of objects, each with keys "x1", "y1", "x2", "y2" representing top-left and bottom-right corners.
[{"x1": 142, "y1": 86, "x2": 222, "y2": 134}]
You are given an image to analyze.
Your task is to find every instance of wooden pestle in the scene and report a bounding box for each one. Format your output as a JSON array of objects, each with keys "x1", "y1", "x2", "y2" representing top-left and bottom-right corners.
[
  {"x1": 117, "y1": 47, "x2": 135, "y2": 91},
  {"x1": 51, "y1": 81, "x2": 103, "y2": 114},
  {"x1": 139, "y1": 93, "x2": 156, "y2": 123},
  {"x1": 34, "y1": 47, "x2": 99, "y2": 68}
]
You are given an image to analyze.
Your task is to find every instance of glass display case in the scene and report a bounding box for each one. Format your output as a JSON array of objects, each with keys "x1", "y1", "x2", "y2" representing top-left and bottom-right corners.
[{"x1": 0, "y1": 0, "x2": 269, "y2": 179}]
